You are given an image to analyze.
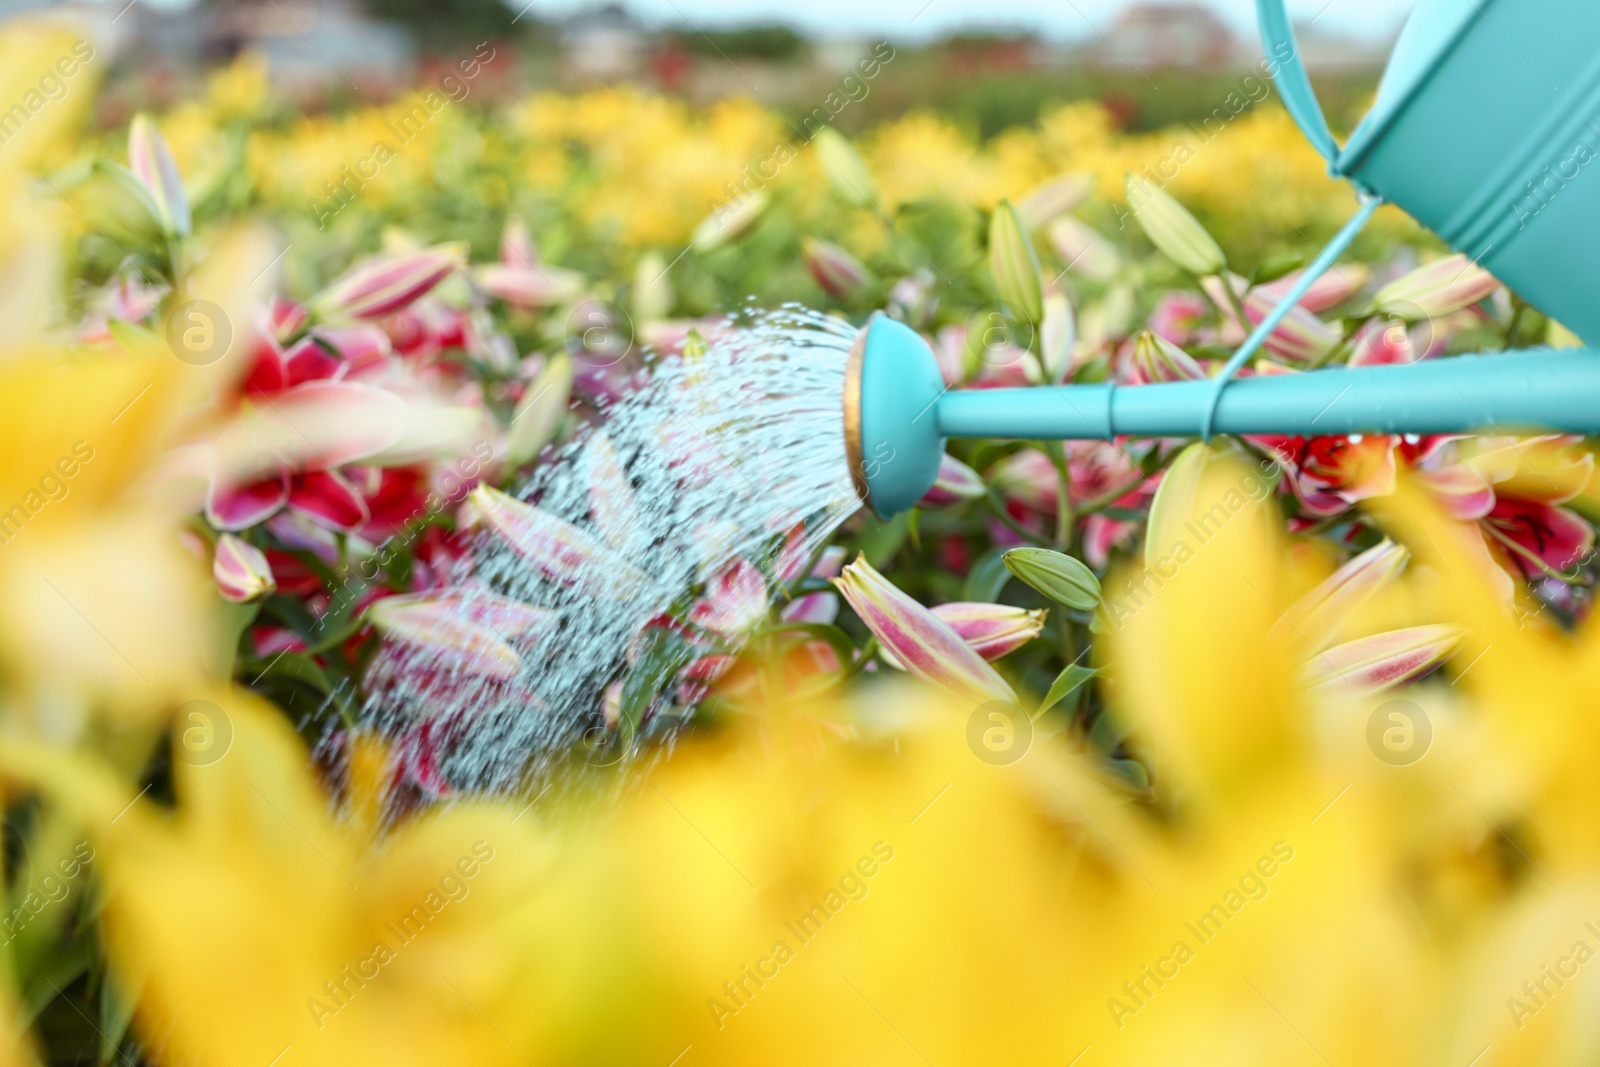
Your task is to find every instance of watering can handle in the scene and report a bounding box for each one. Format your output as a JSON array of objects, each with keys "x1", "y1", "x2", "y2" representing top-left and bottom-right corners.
[{"x1": 1256, "y1": 0, "x2": 1339, "y2": 163}]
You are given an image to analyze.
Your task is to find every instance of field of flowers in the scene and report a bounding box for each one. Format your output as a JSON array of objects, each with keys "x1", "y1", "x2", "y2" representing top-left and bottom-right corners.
[{"x1": 6, "y1": 11, "x2": 1600, "y2": 1066}]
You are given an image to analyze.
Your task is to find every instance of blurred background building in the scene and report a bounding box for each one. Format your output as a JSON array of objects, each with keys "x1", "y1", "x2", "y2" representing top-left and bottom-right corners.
[{"x1": 0, "y1": 0, "x2": 1397, "y2": 131}]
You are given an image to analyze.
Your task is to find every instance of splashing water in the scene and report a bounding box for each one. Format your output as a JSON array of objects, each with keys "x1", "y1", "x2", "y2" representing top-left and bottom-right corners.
[{"x1": 362, "y1": 307, "x2": 864, "y2": 794}]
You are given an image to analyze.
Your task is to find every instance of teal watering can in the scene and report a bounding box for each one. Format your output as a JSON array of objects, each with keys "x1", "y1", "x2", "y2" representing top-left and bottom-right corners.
[{"x1": 845, "y1": 0, "x2": 1600, "y2": 518}]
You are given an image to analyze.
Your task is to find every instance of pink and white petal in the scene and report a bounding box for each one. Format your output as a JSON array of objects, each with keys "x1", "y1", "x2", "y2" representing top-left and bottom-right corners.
[
  {"x1": 774, "y1": 524, "x2": 810, "y2": 583},
  {"x1": 931, "y1": 602, "x2": 1048, "y2": 660},
  {"x1": 1280, "y1": 539, "x2": 1407, "y2": 651},
  {"x1": 920, "y1": 453, "x2": 987, "y2": 509},
  {"x1": 470, "y1": 484, "x2": 648, "y2": 598},
  {"x1": 207, "y1": 472, "x2": 290, "y2": 531},
  {"x1": 368, "y1": 595, "x2": 522, "y2": 679},
  {"x1": 1286, "y1": 474, "x2": 1351, "y2": 519},
  {"x1": 1303, "y1": 624, "x2": 1462, "y2": 694},
  {"x1": 1485, "y1": 499, "x2": 1595, "y2": 573},
  {"x1": 810, "y1": 546, "x2": 848, "y2": 580},
  {"x1": 313, "y1": 244, "x2": 467, "y2": 322},
  {"x1": 216, "y1": 380, "x2": 407, "y2": 487},
  {"x1": 1416, "y1": 465, "x2": 1495, "y2": 520},
  {"x1": 1257, "y1": 264, "x2": 1369, "y2": 313},
  {"x1": 289, "y1": 468, "x2": 371, "y2": 531},
  {"x1": 780, "y1": 591, "x2": 839, "y2": 626},
  {"x1": 1082, "y1": 514, "x2": 1135, "y2": 570},
  {"x1": 586, "y1": 432, "x2": 639, "y2": 552},
  {"x1": 833, "y1": 556, "x2": 1015, "y2": 702},
  {"x1": 281, "y1": 336, "x2": 343, "y2": 386},
  {"x1": 695, "y1": 558, "x2": 769, "y2": 635},
  {"x1": 1349, "y1": 320, "x2": 1417, "y2": 367},
  {"x1": 312, "y1": 324, "x2": 393, "y2": 369}
]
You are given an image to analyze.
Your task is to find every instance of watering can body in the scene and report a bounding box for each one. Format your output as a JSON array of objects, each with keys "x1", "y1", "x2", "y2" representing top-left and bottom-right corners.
[
  {"x1": 844, "y1": 5, "x2": 1600, "y2": 517},
  {"x1": 1263, "y1": 0, "x2": 1600, "y2": 344}
]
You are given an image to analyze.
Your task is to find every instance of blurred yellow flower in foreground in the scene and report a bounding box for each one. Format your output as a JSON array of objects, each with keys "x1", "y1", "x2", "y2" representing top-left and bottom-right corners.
[{"x1": 8, "y1": 448, "x2": 1600, "y2": 1064}]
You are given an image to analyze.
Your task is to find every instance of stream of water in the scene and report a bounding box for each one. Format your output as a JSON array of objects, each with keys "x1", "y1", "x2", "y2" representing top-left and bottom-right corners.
[{"x1": 360, "y1": 306, "x2": 864, "y2": 795}]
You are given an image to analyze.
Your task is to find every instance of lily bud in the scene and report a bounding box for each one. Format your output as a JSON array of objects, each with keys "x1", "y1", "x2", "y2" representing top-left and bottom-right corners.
[
  {"x1": 932, "y1": 603, "x2": 1048, "y2": 660},
  {"x1": 1277, "y1": 539, "x2": 1408, "y2": 651},
  {"x1": 1047, "y1": 216, "x2": 1121, "y2": 282},
  {"x1": 634, "y1": 251, "x2": 673, "y2": 322},
  {"x1": 1202, "y1": 273, "x2": 1339, "y2": 363},
  {"x1": 803, "y1": 238, "x2": 872, "y2": 301},
  {"x1": 919, "y1": 453, "x2": 986, "y2": 509},
  {"x1": 1374, "y1": 254, "x2": 1501, "y2": 319},
  {"x1": 1039, "y1": 287, "x2": 1076, "y2": 383},
  {"x1": 128, "y1": 113, "x2": 190, "y2": 237},
  {"x1": 692, "y1": 190, "x2": 769, "y2": 252},
  {"x1": 506, "y1": 353, "x2": 573, "y2": 466},
  {"x1": 990, "y1": 200, "x2": 1043, "y2": 323},
  {"x1": 1129, "y1": 330, "x2": 1206, "y2": 383},
  {"x1": 813, "y1": 128, "x2": 876, "y2": 206},
  {"x1": 1259, "y1": 264, "x2": 1370, "y2": 314},
  {"x1": 312, "y1": 243, "x2": 466, "y2": 322},
  {"x1": 1303, "y1": 624, "x2": 1462, "y2": 694},
  {"x1": 470, "y1": 484, "x2": 648, "y2": 599},
  {"x1": 473, "y1": 263, "x2": 584, "y2": 309},
  {"x1": 833, "y1": 556, "x2": 1015, "y2": 702},
  {"x1": 1002, "y1": 547, "x2": 1100, "y2": 611},
  {"x1": 212, "y1": 533, "x2": 276, "y2": 603},
  {"x1": 368, "y1": 591, "x2": 550, "y2": 680},
  {"x1": 1125, "y1": 177, "x2": 1226, "y2": 276},
  {"x1": 1015, "y1": 172, "x2": 1094, "y2": 229}
]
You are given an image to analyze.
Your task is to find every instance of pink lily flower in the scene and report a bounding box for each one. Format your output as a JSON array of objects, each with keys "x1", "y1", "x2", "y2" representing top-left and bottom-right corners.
[
  {"x1": 206, "y1": 329, "x2": 481, "y2": 532},
  {"x1": 1269, "y1": 539, "x2": 1462, "y2": 694},
  {"x1": 1483, "y1": 497, "x2": 1595, "y2": 577},
  {"x1": 1348, "y1": 319, "x2": 1418, "y2": 367},
  {"x1": 473, "y1": 221, "x2": 583, "y2": 309},
  {"x1": 833, "y1": 556, "x2": 1016, "y2": 702},
  {"x1": 690, "y1": 558, "x2": 770, "y2": 636}
]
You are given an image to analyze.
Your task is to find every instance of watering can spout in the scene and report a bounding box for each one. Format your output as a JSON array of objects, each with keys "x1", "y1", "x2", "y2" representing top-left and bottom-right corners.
[{"x1": 845, "y1": 316, "x2": 1600, "y2": 518}]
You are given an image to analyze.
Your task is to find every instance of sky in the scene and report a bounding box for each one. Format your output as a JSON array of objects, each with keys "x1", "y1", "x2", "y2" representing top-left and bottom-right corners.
[{"x1": 537, "y1": 0, "x2": 1414, "y2": 42}]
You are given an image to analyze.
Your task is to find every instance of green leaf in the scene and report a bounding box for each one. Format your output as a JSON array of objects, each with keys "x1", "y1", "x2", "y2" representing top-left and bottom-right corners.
[
  {"x1": 860, "y1": 511, "x2": 910, "y2": 569},
  {"x1": 619, "y1": 626, "x2": 696, "y2": 732},
  {"x1": 100, "y1": 974, "x2": 137, "y2": 1067},
  {"x1": 961, "y1": 547, "x2": 1013, "y2": 603},
  {"x1": 1249, "y1": 253, "x2": 1305, "y2": 286},
  {"x1": 1038, "y1": 663, "x2": 1099, "y2": 716},
  {"x1": 1002, "y1": 547, "x2": 1100, "y2": 610}
]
